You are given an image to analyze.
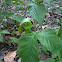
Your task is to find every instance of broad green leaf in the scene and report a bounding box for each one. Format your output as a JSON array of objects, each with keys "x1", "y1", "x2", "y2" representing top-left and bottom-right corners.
[
  {"x1": 47, "y1": 58, "x2": 55, "y2": 62},
  {"x1": 49, "y1": 29, "x2": 59, "y2": 36},
  {"x1": 18, "y1": 18, "x2": 32, "y2": 33},
  {"x1": 58, "y1": 26, "x2": 62, "y2": 39},
  {"x1": 52, "y1": 52, "x2": 61, "y2": 58},
  {"x1": 28, "y1": 3, "x2": 46, "y2": 27},
  {"x1": 53, "y1": 29, "x2": 59, "y2": 35},
  {"x1": 2, "y1": 30, "x2": 10, "y2": 34},
  {"x1": 12, "y1": 15, "x2": 23, "y2": 22},
  {"x1": 37, "y1": 29, "x2": 62, "y2": 57},
  {"x1": 17, "y1": 32, "x2": 39, "y2": 62},
  {"x1": 32, "y1": 0, "x2": 41, "y2": 3}
]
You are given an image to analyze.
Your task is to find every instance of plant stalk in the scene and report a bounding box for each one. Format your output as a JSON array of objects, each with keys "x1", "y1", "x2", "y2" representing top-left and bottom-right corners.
[{"x1": 34, "y1": 20, "x2": 36, "y2": 32}]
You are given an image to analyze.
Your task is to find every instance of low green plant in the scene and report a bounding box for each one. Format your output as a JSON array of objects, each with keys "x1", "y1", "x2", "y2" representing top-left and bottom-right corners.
[
  {"x1": 0, "y1": 0, "x2": 62, "y2": 62},
  {"x1": 17, "y1": 0, "x2": 62, "y2": 62},
  {"x1": 0, "y1": 30, "x2": 10, "y2": 42}
]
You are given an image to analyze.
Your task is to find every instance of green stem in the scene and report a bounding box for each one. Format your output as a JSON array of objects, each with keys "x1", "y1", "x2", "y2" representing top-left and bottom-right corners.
[
  {"x1": 4, "y1": 1, "x2": 7, "y2": 11},
  {"x1": 34, "y1": 20, "x2": 36, "y2": 32}
]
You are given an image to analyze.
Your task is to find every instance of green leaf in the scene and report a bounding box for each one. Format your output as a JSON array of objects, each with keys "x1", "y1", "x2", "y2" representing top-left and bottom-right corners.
[
  {"x1": 47, "y1": 58, "x2": 55, "y2": 62},
  {"x1": 1, "y1": 21, "x2": 7, "y2": 27},
  {"x1": 41, "y1": 46, "x2": 47, "y2": 53},
  {"x1": 2, "y1": 12, "x2": 13, "y2": 17},
  {"x1": 37, "y1": 29, "x2": 62, "y2": 57},
  {"x1": 18, "y1": 18, "x2": 32, "y2": 33},
  {"x1": 8, "y1": 38, "x2": 18, "y2": 43},
  {"x1": 0, "y1": 34, "x2": 3, "y2": 42},
  {"x1": 55, "y1": 58, "x2": 62, "y2": 62},
  {"x1": 12, "y1": 30, "x2": 16, "y2": 34},
  {"x1": 46, "y1": 0, "x2": 53, "y2": 4},
  {"x1": 53, "y1": 29, "x2": 59, "y2": 35},
  {"x1": 0, "y1": 61, "x2": 2, "y2": 62},
  {"x1": 19, "y1": 1, "x2": 25, "y2": 6},
  {"x1": 60, "y1": 7, "x2": 62, "y2": 12},
  {"x1": 12, "y1": 15, "x2": 23, "y2": 22},
  {"x1": 17, "y1": 32, "x2": 39, "y2": 62},
  {"x1": 32, "y1": 0, "x2": 41, "y2": 3},
  {"x1": 0, "y1": 30, "x2": 3, "y2": 42},
  {"x1": 5, "y1": 0, "x2": 11, "y2": 3},
  {"x1": 58, "y1": 26, "x2": 62, "y2": 39},
  {"x1": 2, "y1": 30, "x2": 10, "y2": 34},
  {"x1": 28, "y1": 3, "x2": 46, "y2": 27},
  {"x1": 12, "y1": 0, "x2": 20, "y2": 2},
  {"x1": 39, "y1": 60, "x2": 45, "y2": 62},
  {"x1": 12, "y1": 0, "x2": 18, "y2": 2},
  {"x1": 0, "y1": 11, "x2": 4, "y2": 20}
]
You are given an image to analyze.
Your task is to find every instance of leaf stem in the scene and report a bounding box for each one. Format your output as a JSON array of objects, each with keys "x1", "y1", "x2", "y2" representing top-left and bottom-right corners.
[
  {"x1": 5, "y1": 2, "x2": 7, "y2": 11},
  {"x1": 34, "y1": 20, "x2": 36, "y2": 32}
]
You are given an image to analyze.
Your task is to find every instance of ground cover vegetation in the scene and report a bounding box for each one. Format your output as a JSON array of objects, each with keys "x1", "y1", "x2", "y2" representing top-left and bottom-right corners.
[{"x1": 0, "y1": 0, "x2": 62, "y2": 62}]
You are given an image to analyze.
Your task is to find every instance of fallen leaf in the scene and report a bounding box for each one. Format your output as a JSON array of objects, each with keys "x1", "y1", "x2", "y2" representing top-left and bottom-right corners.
[{"x1": 4, "y1": 51, "x2": 16, "y2": 62}]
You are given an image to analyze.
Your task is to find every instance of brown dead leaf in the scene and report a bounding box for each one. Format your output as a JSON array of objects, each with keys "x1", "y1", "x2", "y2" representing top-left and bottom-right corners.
[{"x1": 4, "y1": 51, "x2": 16, "y2": 62}]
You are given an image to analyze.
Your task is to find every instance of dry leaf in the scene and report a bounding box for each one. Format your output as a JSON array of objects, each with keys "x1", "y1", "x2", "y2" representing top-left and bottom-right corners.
[{"x1": 4, "y1": 51, "x2": 16, "y2": 62}]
